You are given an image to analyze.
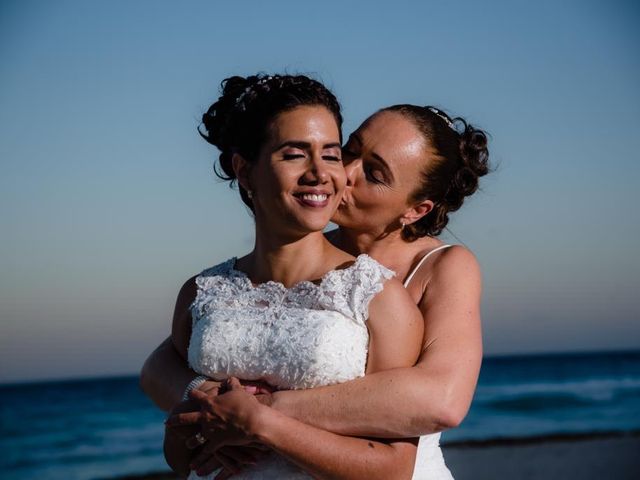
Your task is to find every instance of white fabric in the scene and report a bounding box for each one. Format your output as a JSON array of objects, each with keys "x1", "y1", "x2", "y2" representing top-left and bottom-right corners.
[
  {"x1": 404, "y1": 245, "x2": 454, "y2": 480},
  {"x1": 187, "y1": 254, "x2": 394, "y2": 478}
]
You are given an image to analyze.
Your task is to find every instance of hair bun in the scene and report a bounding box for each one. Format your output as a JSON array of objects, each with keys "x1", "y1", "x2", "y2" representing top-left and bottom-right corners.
[
  {"x1": 443, "y1": 122, "x2": 490, "y2": 209},
  {"x1": 459, "y1": 124, "x2": 490, "y2": 178}
]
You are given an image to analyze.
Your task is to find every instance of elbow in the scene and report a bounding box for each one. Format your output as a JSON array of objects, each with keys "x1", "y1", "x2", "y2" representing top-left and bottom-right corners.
[
  {"x1": 410, "y1": 391, "x2": 470, "y2": 433},
  {"x1": 435, "y1": 405, "x2": 467, "y2": 429}
]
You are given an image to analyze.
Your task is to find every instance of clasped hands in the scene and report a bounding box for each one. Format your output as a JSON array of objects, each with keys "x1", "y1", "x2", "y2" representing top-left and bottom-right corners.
[{"x1": 165, "y1": 377, "x2": 274, "y2": 478}]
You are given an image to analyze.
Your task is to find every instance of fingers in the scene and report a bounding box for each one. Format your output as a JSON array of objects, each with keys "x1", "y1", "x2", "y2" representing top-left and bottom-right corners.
[
  {"x1": 185, "y1": 432, "x2": 208, "y2": 450},
  {"x1": 189, "y1": 388, "x2": 212, "y2": 403},
  {"x1": 189, "y1": 447, "x2": 222, "y2": 476},
  {"x1": 243, "y1": 385, "x2": 258, "y2": 394},
  {"x1": 165, "y1": 411, "x2": 202, "y2": 427},
  {"x1": 197, "y1": 380, "x2": 221, "y2": 396},
  {"x1": 191, "y1": 444, "x2": 219, "y2": 473},
  {"x1": 227, "y1": 377, "x2": 243, "y2": 391}
]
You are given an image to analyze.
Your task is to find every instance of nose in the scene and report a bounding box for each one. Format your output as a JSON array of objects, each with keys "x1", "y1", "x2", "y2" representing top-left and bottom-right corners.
[
  {"x1": 302, "y1": 154, "x2": 330, "y2": 184},
  {"x1": 343, "y1": 157, "x2": 361, "y2": 187}
]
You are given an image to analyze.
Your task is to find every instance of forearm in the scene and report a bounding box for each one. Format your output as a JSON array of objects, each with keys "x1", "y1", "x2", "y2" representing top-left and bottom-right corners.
[
  {"x1": 140, "y1": 337, "x2": 198, "y2": 411},
  {"x1": 254, "y1": 406, "x2": 417, "y2": 480},
  {"x1": 272, "y1": 366, "x2": 465, "y2": 438}
]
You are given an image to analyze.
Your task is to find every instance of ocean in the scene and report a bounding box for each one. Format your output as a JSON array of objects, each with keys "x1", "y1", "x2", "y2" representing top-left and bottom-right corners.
[{"x1": 2, "y1": 350, "x2": 639, "y2": 479}]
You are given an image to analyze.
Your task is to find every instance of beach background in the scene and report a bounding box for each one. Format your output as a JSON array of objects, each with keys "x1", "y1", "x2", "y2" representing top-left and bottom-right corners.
[{"x1": 1, "y1": 1, "x2": 639, "y2": 478}]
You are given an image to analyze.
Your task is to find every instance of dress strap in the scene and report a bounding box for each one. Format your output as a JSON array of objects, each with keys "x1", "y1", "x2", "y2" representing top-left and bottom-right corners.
[{"x1": 403, "y1": 245, "x2": 453, "y2": 288}]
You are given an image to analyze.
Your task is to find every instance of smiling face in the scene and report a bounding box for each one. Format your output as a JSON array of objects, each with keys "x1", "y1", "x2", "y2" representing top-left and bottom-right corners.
[
  {"x1": 333, "y1": 110, "x2": 435, "y2": 237},
  {"x1": 239, "y1": 105, "x2": 345, "y2": 238}
]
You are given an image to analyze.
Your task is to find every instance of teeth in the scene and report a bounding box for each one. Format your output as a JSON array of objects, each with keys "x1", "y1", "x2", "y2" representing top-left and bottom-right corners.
[{"x1": 301, "y1": 193, "x2": 328, "y2": 202}]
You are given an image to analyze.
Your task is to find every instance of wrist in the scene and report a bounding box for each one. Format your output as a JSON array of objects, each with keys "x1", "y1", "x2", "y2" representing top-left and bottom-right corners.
[
  {"x1": 247, "y1": 402, "x2": 280, "y2": 444},
  {"x1": 181, "y1": 375, "x2": 209, "y2": 401},
  {"x1": 269, "y1": 390, "x2": 287, "y2": 414}
]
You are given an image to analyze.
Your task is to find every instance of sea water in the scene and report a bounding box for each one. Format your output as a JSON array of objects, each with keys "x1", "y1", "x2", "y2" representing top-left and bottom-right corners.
[{"x1": 1, "y1": 350, "x2": 639, "y2": 479}]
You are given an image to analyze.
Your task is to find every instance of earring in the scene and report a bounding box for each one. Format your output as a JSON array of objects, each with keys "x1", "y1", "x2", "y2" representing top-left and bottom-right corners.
[
  {"x1": 400, "y1": 221, "x2": 406, "y2": 231},
  {"x1": 247, "y1": 190, "x2": 253, "y2": 199}
]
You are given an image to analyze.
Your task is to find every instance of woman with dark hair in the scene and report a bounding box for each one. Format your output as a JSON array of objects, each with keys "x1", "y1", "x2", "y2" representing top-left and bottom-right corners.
[
  {"x1": 162, "y1": 73, "x2": 425, "y2": 479},
  {"x1": 147, "y1": 74, "x2": 490, "y2": 479}
]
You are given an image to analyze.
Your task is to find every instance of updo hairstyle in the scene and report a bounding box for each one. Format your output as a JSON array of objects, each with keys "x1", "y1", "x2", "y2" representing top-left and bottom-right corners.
[
  {"x1": 199, "y1": 74, "x2": 343, "y2": 210},
  {"x1": 381, "y1": 105, "x2": 490, "y2": 240}
]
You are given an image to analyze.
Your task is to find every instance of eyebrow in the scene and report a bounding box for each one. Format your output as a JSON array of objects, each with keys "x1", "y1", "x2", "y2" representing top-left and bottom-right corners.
[
  {"x1": 275, "y1": 141, "x2": 342, "y2": 150},
  {"x1": 351, "y1": 134, "x2": 395, "y2": 182}
]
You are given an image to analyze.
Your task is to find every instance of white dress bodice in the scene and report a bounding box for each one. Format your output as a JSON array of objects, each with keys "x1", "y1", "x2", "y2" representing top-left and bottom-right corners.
[{"x1": 187, "y1": 254, "x2": 394, "y2": 479}]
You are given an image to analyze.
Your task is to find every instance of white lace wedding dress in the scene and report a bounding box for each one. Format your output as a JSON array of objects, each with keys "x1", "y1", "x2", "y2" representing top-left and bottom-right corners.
[{"x1": 187, "y1": 254, "x2": 452, "y2": 479}]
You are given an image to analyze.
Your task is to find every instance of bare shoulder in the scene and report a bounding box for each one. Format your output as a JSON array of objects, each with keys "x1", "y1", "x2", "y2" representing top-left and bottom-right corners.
[
  {"x1": 175, "y1": 275, "x2": 199, "y2": 313},
  {"x1": 422, "y1": 245, "x2": 482, "y2": 309},
  {"x1": 368, "y1": 275, "x2": 422, "y2": 325},
  {"x1": 432, "y1": 245, "x2": 481, "y2": 279}
]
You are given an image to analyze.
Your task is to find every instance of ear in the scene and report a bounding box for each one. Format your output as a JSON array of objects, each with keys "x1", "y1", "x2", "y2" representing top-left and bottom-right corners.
[
  {"x1": 401, "y1": 199, "x2": 435, "y2": 226},
  {"x1": 231, "y1": 152, "x2": 252, "y2": 193}
]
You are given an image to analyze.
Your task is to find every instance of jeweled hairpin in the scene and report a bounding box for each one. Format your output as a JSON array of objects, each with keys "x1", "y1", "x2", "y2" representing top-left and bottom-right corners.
[
  {"x1": 235, "y1": 76, "x2": 274, "y2": 111},
  {"x1": 427, "y1": 107, "x2": 456, "y2": 130}
]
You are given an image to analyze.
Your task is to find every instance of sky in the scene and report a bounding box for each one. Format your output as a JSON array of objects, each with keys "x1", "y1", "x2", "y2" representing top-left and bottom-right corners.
[{"x1": 1, "y1": 0, "x2": 639, "y2": 383}]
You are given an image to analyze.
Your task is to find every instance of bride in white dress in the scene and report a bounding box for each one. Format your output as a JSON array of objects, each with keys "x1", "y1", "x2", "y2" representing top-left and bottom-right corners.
[
  {"x1": 151, "y1": 74, "x2": 490, "y2": 479},
  {"x1": 164, "y1": 74, "x2": 425, "y2": 479}
]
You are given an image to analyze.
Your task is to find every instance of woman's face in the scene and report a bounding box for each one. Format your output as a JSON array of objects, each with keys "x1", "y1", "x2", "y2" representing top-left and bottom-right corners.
[
  {"x1": 246, "y1": 105, "x2": 345, "y2": 236},
  {"x1": 333, "y1": 110, "x2": 431, "y2": 236}
]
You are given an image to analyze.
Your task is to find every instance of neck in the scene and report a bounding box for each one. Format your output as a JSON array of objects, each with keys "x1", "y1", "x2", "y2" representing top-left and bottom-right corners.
[
  {"x1": 336, "y1": 226, "x2": 439, "y2": 279},
  {"x1": 242, "y1": 229, "x2": 334, "y2": 287}
]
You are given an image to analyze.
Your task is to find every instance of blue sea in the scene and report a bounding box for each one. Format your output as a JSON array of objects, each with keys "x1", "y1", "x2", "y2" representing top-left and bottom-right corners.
[{"x1": 2, "y1": 350, "x2": 639, "y2": 479}]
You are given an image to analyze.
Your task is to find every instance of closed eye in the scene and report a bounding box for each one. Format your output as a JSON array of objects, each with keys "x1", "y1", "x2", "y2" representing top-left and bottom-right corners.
[
  {"x1": 365, "y1": 165, "x2": 386, "y2": 184},
  {"x1": 283, "y1": 154, "x2": 305, "y2": 160}
]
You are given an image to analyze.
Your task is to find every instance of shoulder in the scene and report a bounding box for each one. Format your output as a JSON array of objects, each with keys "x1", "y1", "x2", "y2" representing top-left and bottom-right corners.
[
  {"x1": 175, "y1": 257, "x2": 238, "y2": 321},
  {"x1": 321, "y1": 254, "x2": 396, "y2": 324},
  {"x1": 176, "y1": 275, "x2": 198, "y2": 309},
  {"x1": 430, "y1": 245, "x2": 481, "y2": 283},
  {"x1": 197, "y1": 257, "x2": 237, "y2": 279}
]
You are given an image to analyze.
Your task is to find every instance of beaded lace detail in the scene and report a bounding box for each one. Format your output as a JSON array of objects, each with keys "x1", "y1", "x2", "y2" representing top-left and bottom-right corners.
[{"x1": 188, "y1": 254, "x2": 394, "y2": 391}]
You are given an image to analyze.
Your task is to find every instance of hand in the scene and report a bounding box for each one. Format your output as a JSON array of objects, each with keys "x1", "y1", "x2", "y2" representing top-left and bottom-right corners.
[
  {"x1": 166, "y1": 398, "x2": 201, "y2": 443},
  {"x1": 166, "y1": 377, "x2": 269, "y2": 474},
  {"x1": 237, "y1": 379, "x2": 274, "y2": 396},
  {"x1": 196, "y1": 379, "x2": 222, "y2": 397}
]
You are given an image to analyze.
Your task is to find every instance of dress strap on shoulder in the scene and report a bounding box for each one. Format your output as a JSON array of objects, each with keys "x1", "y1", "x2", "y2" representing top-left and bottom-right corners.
[{"x1": 403, "y1": 245, "x2": 453, "y2": 288}]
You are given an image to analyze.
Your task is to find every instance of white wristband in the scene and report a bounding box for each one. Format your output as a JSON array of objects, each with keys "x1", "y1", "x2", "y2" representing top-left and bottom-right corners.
[{"x1": 182, "y1": 375, "x2": 209, "y2": 401}]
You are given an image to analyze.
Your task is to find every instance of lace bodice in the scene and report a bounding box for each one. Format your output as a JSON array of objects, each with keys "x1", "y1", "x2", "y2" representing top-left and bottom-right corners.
[{"x1": 188, "y1": 254, "x2": 394, "y2": 391}]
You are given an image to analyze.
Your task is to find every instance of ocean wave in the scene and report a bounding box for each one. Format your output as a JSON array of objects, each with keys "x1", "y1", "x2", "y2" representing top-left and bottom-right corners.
[{"x1": 475, "y1": 376, "x2": 640, "y2": 404}]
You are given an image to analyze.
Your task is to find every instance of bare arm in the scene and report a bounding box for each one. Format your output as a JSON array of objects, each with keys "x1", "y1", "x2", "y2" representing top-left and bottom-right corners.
[
  {"x1": 270, "y1": 247, "x2": 483, "y2": 437},
  {"x1": 140, "y1": 336, "x2": 200, "y2": 411}
]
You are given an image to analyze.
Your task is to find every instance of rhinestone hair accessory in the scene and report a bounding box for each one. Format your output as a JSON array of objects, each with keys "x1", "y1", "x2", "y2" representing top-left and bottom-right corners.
[
  {"x1": 427, "y1": 106, "x2": 456, "y2": 130},
  {"x1": 235, "y1": 75, "x2": 274, "y2": 111}
]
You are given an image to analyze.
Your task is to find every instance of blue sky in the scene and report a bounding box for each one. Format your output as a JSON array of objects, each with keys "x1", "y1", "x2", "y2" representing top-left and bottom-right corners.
[{"x1": 1, "y1": 0, "x2": 639, "y2": 382}]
